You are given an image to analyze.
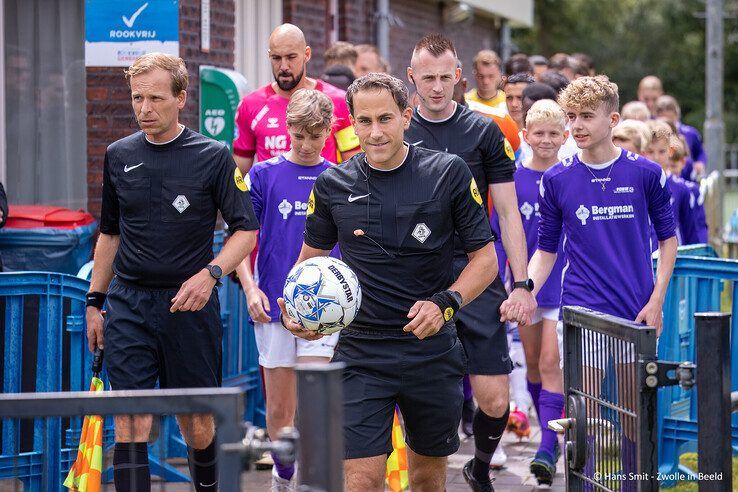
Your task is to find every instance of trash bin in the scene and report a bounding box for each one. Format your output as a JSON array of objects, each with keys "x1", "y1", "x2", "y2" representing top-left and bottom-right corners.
[{"x1": 0, "y1": 205, "x2": 97, "y2": 274}]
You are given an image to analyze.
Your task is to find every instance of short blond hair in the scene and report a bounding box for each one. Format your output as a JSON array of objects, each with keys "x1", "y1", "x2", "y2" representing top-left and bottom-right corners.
[
  {"x1": 646, "y1": 119, "x2": 673, "y2": 143},
  {"x1": 286, "y1": 89, "x2": 334, "y2": 135},
  {"x1": 613, "y1": 119, "x2": 651, "y2": 152},
  {"x1": 621, "y1": 101, "x2": 650, "y2": 121},
  {"x1": 525, "y1": 99, "x2": 566, "y2": 130},
  {"x1": 472, "y1": 49, "x2": 501, "y2": 71},
  {"x1": 655, "y1": 95, "x2": 681, "y2": 118},
  {"x1": 669, "y1": 134, "x2": 688, "y2": 161},
  {"x1": 558, "y1": 75, "x2": 619, "y2": 114},
  {"x1": 125, "y1": 52, "x2": 188, "y2": 95}
]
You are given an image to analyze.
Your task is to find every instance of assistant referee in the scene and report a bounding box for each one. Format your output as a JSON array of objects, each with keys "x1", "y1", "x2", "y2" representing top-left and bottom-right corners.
[
  {"x1": 279, "y1": 73, "x2": 498, "y2": 492},
  {"x1": 85, "y1": 53, "x2": 258, "y2": 492}
]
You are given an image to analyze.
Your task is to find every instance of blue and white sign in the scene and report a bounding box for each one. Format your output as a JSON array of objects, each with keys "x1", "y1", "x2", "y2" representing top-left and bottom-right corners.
[{"x1": 85, "y1": 0, "x2": 179, "y2": 67}]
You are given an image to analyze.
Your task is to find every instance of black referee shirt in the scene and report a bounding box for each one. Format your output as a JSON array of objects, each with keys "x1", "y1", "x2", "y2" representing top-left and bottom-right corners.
[
  {"x1": 304, "y1": 144, "x2": 494, "y2": 331},
  {"x1": 405, "y1": 102, "x2": 515, "y2": 213},
  {"x1": 99, "y1": 127, "x2": 259, "y2": 288}
]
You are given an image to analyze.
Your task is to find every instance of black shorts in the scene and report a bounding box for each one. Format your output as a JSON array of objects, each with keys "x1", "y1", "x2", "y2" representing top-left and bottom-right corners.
[
  {"x1": 453, "y1": 256, "x2": 513, "y2": 376},
  {"x1": 104, "y1": 277, "x2": 222, "y2": 390},
  {"x1": 332, "y1": 324, "x2": 465, "y2": 459}
]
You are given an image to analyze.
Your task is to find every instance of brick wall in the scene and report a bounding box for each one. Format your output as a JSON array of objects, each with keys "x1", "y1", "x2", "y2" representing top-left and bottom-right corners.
[
  {"x1": 283, "y1": 0, "x2": 332, "y2": 78},
  {"x1": 278, "y1": 1, "x2": 499, "y2": 84},
  {"x1": 339, "y1": 1, "x2": 374, "y2": 45},
  {"x1": 387, "y1": 0, "x2": 500, "y2": 80},
  {"x1": 85, "y1": 0, "x2": 235, "y2": 218}
]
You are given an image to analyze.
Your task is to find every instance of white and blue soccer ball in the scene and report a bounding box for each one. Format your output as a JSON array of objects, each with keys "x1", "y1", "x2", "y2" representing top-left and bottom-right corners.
[{"x1": 283, "y1": 257, "x2": 361, "y2": 334}]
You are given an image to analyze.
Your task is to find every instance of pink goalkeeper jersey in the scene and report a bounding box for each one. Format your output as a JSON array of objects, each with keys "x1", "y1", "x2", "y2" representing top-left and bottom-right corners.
[{"x1": 233, "y1": 80, "x2": 359, "y2": 164}]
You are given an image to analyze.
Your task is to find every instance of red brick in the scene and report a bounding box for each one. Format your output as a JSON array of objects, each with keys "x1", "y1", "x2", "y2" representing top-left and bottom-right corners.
[{"x1": 86, "y1": 87, "x2": 108, "y2": 100}]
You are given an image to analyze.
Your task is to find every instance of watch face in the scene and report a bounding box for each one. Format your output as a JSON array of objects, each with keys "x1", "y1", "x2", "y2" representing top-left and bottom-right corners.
[{"x1": 209, "y1": 265, "x2": 223, "y2": 279}]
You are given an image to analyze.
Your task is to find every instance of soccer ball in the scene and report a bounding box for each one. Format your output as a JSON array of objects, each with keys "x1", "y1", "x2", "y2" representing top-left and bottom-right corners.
[{"x1": 282, "y1": 257, "x2": 361, "y2": 334}]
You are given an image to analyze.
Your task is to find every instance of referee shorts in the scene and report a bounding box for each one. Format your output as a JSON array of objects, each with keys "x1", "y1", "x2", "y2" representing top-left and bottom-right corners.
[
  {"x1": 332, "y1": 323, "x2": 465, "y2": 459},
  {"x1": 104, "y1": 277, "x2": 222, "y2": 390},
  {"x1": 453, "y1": 256, "x2": 513, "y2": 376}
]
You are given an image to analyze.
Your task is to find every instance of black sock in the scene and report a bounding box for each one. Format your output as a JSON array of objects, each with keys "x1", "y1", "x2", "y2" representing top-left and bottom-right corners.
[
  {"x1": 471, "y1": 407, "x2": 509, "y2": 483},
  {"x1": 187, "y1": 439, "x2": 218, "y2": 491},
  {"x1": 113, "y1": 442, "x2": 150, "y2": 492}
]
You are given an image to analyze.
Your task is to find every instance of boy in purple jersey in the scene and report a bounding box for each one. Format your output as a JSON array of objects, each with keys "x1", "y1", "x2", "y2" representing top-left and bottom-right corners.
[
  {"x1": 504, "y1": 76, "x2": 677, "y2": 490},
  {"x1": 513, "y1": 100, "x2": 568, "y2": 485},
  {"x1": 645, "y1": 120, "x2": 698, "y2": 246},
  {"x1": 669, "y1": 135, "x2": 709, "y2": 242},
  {"x1": 655, "y1": 95, "x2": 707, "y2": 180},
  {"x1": 235, "y1": 89, "x2": 340, "y2": 490},
  {"x1": 612, "y1": 119, "x2": 651, "y2": 154}
]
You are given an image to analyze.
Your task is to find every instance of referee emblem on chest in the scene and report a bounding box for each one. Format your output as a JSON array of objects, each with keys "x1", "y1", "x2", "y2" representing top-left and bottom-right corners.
[
  {"x1": 172, "y1": 195, "x2": 190, "y2": 213},
  {"x1": 412, "y1": 223, "x2": 431, "y2": 243}
]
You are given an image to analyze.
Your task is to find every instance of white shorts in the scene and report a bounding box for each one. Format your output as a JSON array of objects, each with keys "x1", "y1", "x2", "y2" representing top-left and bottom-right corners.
[
  {"x1": 579, "y1": 329, "x2": 635, "y2": 370},
  {"x1": 253, "y1": 322, "x2": 339, "y2": 368},
  {"x1": 531, "y1": 307, "x2": 560, "y2": 324}
]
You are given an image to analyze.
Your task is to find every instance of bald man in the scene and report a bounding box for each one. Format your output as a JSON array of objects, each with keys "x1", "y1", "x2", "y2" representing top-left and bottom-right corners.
[
  {"x1": 233, "y1": 24, "x2": 360, "y2": 173},
  {"x1": 637, "y1": 75, "x2": 663, "y2": 114}
]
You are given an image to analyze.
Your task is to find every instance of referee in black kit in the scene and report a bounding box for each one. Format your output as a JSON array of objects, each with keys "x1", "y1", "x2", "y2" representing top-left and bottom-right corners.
[
  {"x1": 406, "y1": 34, "x2": 535, "y2": 491},
  {"x1": 85, "y1": 53, "x2": 258, "y2": 492},
  {"x1": 278, "y1": 73, "x2": 498, "y2": 491}
]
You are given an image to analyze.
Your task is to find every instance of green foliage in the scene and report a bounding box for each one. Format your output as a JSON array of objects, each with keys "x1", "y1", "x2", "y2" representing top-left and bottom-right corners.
[{"x1": 513, "y1": 0, "x2": 738, "y2": 142}]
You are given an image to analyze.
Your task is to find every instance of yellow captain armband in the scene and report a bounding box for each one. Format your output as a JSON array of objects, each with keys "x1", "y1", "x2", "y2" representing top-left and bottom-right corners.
[{"x1": 335, "y1": 125, "x2": 360, "y2": 153}]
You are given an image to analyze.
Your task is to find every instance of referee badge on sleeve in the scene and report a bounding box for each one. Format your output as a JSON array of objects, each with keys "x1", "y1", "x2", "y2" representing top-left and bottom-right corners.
[
  {"x1": 307, "y1": 189, "x2": 316, "y2": 215},
  {"x1": 504, "y1": 138, "x2": 515, "y2": 161},
  {"x1": 234, "y1": 168, "x2": 248, "y2": 192},
  {"x1": 470, "y1": 178, "x2": 483, "y2": 206}
]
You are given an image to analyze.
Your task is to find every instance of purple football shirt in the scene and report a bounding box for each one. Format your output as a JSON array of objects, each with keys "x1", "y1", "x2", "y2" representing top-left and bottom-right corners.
[
  {"x1": 509, "y1": 164, "x2": 565, "y2": 307},
  {"x1": 538, "y1": 149, "x2": 676, "y2": 321},
  {"x1": 248, "y1": 155, "x2": 338, "y2": 320},
  {"x1": 678, "y1": 122, "x2": 707, "y2": 165},
  {"x1": 684, "y1": 180, "x2": 708, "y2": 243},
  {"x1": 669, "y1": 175, "x2": 700, "y2": 245}
]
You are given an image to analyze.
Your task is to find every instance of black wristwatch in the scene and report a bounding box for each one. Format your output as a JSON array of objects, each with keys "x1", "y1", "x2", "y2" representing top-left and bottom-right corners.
[
  {"x1": 205, "y1": 264, "x2": 223, "y2": 281},
  {"x1": 513, "y1": 278, "x2": 534, "y2": 292}
]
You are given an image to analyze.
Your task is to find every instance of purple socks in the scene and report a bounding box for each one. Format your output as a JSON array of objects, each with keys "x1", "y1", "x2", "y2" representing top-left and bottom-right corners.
[
  {"x1": 538, "y1": 390, "x2": 564, "y2": 458},
  {"x1": 272, "y1": 451, "x2": 295, "y2": 481},
  {"x1": 621, "y1": 436, "x2": 637, "y2": 491},
  {"x1": 463, "y1": 375, "x2": 473, "y2": 401},
  {"x1": 527, "y1": 379, "x2": 542, "y2": 417}
]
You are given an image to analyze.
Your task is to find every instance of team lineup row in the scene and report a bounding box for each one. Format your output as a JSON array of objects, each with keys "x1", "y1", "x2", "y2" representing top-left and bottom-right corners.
[{"x1": 84, "y1": 23, "x2": 687, "y2": 492}]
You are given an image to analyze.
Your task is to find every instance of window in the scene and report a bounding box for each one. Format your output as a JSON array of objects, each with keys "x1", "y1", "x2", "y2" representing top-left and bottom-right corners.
[
  {"x1": 3, "y1": 0, "x2": 86, "y2": 209},
  {"x1": 234, "y1": 0, "x2": 283, "y2": 90}
]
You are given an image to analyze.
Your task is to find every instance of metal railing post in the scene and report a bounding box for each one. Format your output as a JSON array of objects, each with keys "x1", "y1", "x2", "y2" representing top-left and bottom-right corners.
[
  {"x1": 695, "y1": 312, "x2": 732, "y2": 491},
  {"x1": 296, "y1": 362, "x2": 345, "y2": 492}
]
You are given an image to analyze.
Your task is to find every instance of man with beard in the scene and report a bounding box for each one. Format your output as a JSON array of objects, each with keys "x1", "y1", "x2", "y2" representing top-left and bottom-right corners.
[{"x1": 233, "y1": 24, "x2": 360, "y2": 173}]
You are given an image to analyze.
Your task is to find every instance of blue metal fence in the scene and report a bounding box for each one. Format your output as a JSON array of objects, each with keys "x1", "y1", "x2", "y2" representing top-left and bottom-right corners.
[
  {"x1": 0, "y1": 272, "x2": 88, "y2": 490},
  {"x1": 0, "y1": 231, "x2": 265, "y2": 488},
  {"x1": 656, "y1": 245, "x2": 738, "y2": 486}
]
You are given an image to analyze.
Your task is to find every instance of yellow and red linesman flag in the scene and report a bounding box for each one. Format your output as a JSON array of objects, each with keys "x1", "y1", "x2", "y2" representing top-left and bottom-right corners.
[
  {"x1": 385, "y1": 409, "x2": 409, "y2": 491},
  {"x1": 63, "y1": 376, "x2": 103, "y2": 492}
]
